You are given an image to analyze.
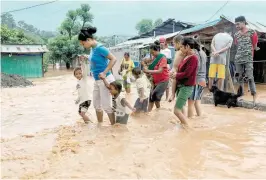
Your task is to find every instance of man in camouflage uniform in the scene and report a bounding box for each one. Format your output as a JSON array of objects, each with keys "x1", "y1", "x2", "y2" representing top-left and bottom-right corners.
[{"x1": 234, "y1": 16, "x2": 258, "y2": 105}]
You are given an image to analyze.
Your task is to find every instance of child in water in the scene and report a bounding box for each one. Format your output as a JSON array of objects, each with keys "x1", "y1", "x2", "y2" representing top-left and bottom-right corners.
[
  {"x1": 74, "y1": 56, "x2": 92, "y2": 124},
  {"x1": 132, "y1": 67, "x2": 149, "y2": 113},
  {"x1": 99, "y1": 75, "x2": 136, "y2": 124}
]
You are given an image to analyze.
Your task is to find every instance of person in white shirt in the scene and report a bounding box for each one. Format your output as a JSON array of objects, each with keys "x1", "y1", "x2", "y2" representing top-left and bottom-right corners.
[
  {"x1": 132, "y1": 67, "x2": 149, "y2": 113},
  {"x1": 74, "y1": 56, "x2": 92, "y2": 124},
  {"x1": 209, "y1": 30, "x2": 233, "y2": 90},
  {"x1": 99, "y1": 76, "x2": 136, "y2": 124},
  {"x1": 159, "y1": 37, "x2": 172, "y2": 100}
]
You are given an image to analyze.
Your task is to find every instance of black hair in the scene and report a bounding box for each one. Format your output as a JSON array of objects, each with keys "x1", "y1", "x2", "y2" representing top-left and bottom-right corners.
[
  {"x1": 132, "y1": 67, "x2": 142, "y2": 77},
  {"x1": 173, "y1": 34, "x2": 183, "y2": 43},
  {"x1": 73, "y1": 67, "x2": 82, "y2": 76},
  {"x1": 149, "y1": 40, "x2": 160, "y2": 51},
  {"x1": 124, "y1": 52, "x2": 130, "y2": 57},
  {"x1": 78, "y1": 26, "x2": 97, "y2": 41},
  {"x1": 110, "y1": 80, "x2": 122, "y2": 93},
  {"x1": 180, "y1": 37, "x2": 200, "y2": 52},
  {"x1": 235, "y1": 16, "x2": 247, "y2": 25}
]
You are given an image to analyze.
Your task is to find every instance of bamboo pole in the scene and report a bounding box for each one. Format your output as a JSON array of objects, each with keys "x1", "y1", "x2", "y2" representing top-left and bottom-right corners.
[{"x1": 224, "y1": 48, "x2": 235, "y2": 93}]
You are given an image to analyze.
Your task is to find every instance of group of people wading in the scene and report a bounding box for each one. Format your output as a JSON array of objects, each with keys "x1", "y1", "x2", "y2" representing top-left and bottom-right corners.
[{"x1": 74, "y1": 15, "x2": 258, "y2": 128}]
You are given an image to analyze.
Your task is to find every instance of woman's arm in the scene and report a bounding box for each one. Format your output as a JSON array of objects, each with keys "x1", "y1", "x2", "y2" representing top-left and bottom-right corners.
[
  {"x1": 103, "y1": 53, "x2": 117, "y2": 75},
  {"x1": 97, "y1": 46, "x2": 117, "y2": 76},
  {"x1": 144, "y1": 67, "x2": 163, "y2": 74}
]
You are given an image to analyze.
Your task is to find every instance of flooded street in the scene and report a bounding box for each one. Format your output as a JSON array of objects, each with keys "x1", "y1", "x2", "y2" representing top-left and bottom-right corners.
[{"x1": 1, "y1": 70, "x2": 266, "y2": 179}]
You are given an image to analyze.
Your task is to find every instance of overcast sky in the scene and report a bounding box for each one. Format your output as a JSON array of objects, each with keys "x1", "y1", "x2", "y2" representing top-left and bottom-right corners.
[{"x1": 2, "y1": 1, "x2": 266, "y2": 36}]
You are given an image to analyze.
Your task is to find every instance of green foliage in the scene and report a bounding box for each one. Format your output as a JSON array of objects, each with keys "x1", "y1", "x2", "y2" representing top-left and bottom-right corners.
[
  {"x1": 135, "y1": 18, "x2": 164, "y2": 35},
  {"x1": 48, "y1": 35, "x2": 84, "y2": 66},
  {"x1": 43, "y1": 52, "x2": 51, "y2": 73},
  {"x1": 136, "y1": 19, "x2": 153, "y2": 35},
  {"x1": 48, "y1": 4, "x2": 93, "y2": 69},
  {"x1": 1, "y1": 13, "x2": 16, "y2": 28},
  {"x1": 154, "y1": 18, "x2": 163, "y2": 28},
  {"x1": 1, "y1": 13, "x2": 56, "y2": 44},
  {"x1": 0, "y1": 25, "x2": 39, "y2": 44},
  {"x1": 76, "y1": 4, "x2": 94, "y2": 28}
]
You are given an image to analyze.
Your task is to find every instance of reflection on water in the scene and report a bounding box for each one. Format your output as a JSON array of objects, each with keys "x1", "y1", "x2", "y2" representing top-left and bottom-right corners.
[{"x1": 1, "y1": 71, "x2": 266, "y2": 179}]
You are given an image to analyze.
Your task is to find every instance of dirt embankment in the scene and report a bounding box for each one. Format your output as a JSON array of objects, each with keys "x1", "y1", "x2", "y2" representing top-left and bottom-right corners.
[{"x1": 1, "y1": 73, "x2": 34, "y2": 88}]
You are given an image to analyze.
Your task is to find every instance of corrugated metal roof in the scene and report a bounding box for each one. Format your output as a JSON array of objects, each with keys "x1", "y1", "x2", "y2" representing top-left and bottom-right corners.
[
  {"x1": 180, "y1": 18, "x2": 222, "y2": 35},
  {"x1": 111, "y1": 16, "x2": 266, "y2": 50},
  {"x1": 1, "y1": 45, "x2": 49, "y2": 53}
]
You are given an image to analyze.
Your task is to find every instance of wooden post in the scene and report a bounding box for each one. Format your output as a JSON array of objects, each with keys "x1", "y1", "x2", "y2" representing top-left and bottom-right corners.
[
  {"x1": 224, "y1": 48, "x2": 235, "y2": 93},
  {"x1": 42, "y1": 53, "x2": 44, "y2": 77}
]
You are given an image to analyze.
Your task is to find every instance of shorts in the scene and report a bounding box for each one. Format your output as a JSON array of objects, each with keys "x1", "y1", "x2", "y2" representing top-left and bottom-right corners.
[
  {"x1": 116, "y1": 114, "x2": 129, "y2": 124},
  {"x1": 188, "y1": 85, "x2": 205, "y2": 101},
  {"x1": 149, "y1": 81, "x2": 169, "y2": 103},
  {"x1": 93, "y1": 74, "x2": 115, "y2": 114},
  {"x1": 79, "y1": 100, "x2": 91, "y2": 113},
  {"x1": 134, "y1": 98, "x2": 149, "y2": 112},
  {"x1": 175, "y1": 85, "x2": 193, "y2": 110},
  {"x1": 209, "y1": 64, "x2": 225, "y2": 79}
]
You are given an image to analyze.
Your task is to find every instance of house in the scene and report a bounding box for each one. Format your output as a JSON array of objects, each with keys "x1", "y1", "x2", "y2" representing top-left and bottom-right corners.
[
  {"x1": 112, "y1": 16, "x2": 266, "y2": 84},
  {"x1": 1, "y1": 44, "x2": 49, "y2": 78},
  {"x1": 128, "y1": 18, "x2": 195, "y2": 40}
]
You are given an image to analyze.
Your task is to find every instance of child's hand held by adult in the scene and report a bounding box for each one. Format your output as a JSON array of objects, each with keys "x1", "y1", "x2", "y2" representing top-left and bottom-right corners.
[{"x1": 98, "y1": 72, "x2": 106, "y2": 79}]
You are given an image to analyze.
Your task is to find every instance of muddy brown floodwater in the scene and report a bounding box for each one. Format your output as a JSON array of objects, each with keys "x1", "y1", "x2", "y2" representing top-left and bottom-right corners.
[{"x1": 1, "y1": 70, "x2": 266, "y2": 179}]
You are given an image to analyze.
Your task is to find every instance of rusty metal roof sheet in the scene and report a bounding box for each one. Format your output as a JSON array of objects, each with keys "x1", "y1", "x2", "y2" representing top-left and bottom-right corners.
[{"x1": 1, "y1": 44, "x2": 49, "y2": 53}]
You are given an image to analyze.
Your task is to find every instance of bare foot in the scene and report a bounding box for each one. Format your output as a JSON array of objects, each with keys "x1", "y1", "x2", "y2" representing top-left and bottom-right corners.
[
  {"x1": 84, "y1": 120, "x2": 89, "y2": 124},
  {"x1": 84, "y1": 119, "x2": 93, "y2": 124},
  {"x1": 181, "y1": 123, "x2": 190, "y2": 131},
  {"x1": 168, "y1": 94, "x2": 175, "y2": 102},
  {"x1": 97, "y1": 122, "x2": 103, "y2": 128}
]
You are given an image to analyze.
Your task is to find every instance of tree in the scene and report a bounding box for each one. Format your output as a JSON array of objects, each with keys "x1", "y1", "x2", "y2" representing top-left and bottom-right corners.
[
  {"x1": 77, "y1": 4, "x2": 94, "y2": 28},
  {"x1": 0, "y1": 25, "x2": 37, "y2": 44},
  {"x1": 135, "y1": 19, "x2": 153, "y2": 35},
  {"x1": 48, "y1": 35, "x2": 84, "y2": 69},
  {"x1": 48, "y1": 4, "x2": 93, "y2": 69},
  {"x1": 60, "y1": 10, "x2": 81, "y2": 40},
  {"x1": 154, "y1": 18, "x2": 163, "y2": 28},
  {"x1": 18, "y1": 20, "x2": 26, "y2": 29},
  {"x1": 1, "y1": 13, "x2": 16, "y2": 28}
]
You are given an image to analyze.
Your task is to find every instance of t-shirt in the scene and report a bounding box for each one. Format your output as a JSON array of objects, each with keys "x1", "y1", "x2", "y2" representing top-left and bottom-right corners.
[
  {"x1": 234, "y1": 29, "x2": 258, "y2": 64},
  {"x1": 210, "y1": 33, "x2": 233, "y2": 65},
  {"x1": 160, "y1": 48, "x2": 172, "y2": 69},
  {"x1": 113, "y1": 92, "x2": 131, "y2": 117},
  {"x1": 176, "y1": 54, "x2": 198, "y2": 86},
  {"x1": 160, "y1": 48, "x2": 172, "y2": 59},
  {"x1": 151, "y1": 57, "x2": 169, "y2": 85},
  {"x1": 194, "y1": 50, "x2": 207, "y2": 83},
  {"x1": 76, "y1": 61, "x2": 92, "y2": 104},
  {"x1": 121, "y1": 59, "x2": 135, "y2": 79},
  {"x1": 89, "y1": 44, "x2": 111, "y2": 80},
  {"x1": 135, "y1": 75, "x2": 149, "y2": 99}
]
